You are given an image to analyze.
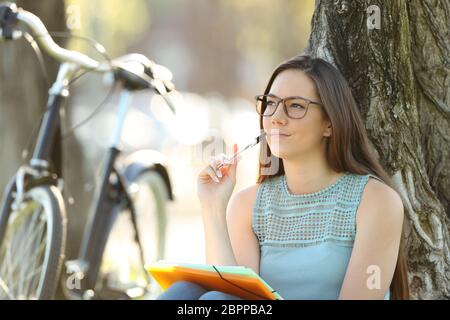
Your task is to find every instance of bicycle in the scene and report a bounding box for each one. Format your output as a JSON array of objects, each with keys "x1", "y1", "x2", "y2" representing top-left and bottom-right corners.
[{"x1": 0, "y1": 2, "x2": 176, "y2": 300}]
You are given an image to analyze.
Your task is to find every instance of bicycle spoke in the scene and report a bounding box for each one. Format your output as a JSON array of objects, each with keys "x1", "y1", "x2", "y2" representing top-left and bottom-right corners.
[
  {"x1": 4, "y1": 230, "x2": 16, "y2": 297},
  {"x1": 5, "y1": 213, "x2": 30, "y2": 297},
  {"x1": 0, "y1": 277, "x2": 15, "y2": 300},
  {"x1": 25, "y1": 222, "x2": 47, "y2": 298},
  {"x1": 20, "y1": 221, "x2": 46, "y2": 298},
  {"x1": 18, "y1": 204, "x2": 44, "y2": 258},
  {"x1": 17, "y1": 205, "x2": 42, "y2": 296},
  {"x1": 0, "y1": 200, "x2": 48, "y2": 299},
  {"x1": 8, "y1": 208, "x2": 43, "y2": 286},
  {"x1": 18, "y1": 208, "x2": 47, "y2": 298},
  {"x1": 23, "y1": 212, "x2": 46, "y2": 271},
  {"x1": 5, "y1": 203, "x2": 38, "y2": 272},
  {"x1": 23, "y1": 264, "x2": 44, "y2": 299},
  {"x1": 20, "y1": 203, "x2": 40, "y2": 250}
]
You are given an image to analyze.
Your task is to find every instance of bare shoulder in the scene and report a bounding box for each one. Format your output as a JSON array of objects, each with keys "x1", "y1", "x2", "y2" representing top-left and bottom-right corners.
[
  {"x1": 229, "y1": 184, "x2": 260, "y2": 208},
  {"x1": 356, "y1": 177, "x2": 404, "y2": 227},
  {"x1": 227, "y1": 184, "x2": 260, "y2": 219}
]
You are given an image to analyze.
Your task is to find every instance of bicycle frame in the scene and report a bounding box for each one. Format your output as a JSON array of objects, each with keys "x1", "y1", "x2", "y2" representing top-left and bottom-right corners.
[
  {"x1": 1, "y1": 3, "x2": 175, "y2": 300},
  {"x1": 0, "y1": 62, "x2": 76, "y2": 299},
  {"x1": 30, "y1": 63, "x2": 78, "y2": 176},
  {"x1": 32, "y1": 61, "x2": 172, "y2": 300},
  {"x1": 65, "y1": 83, "x2": 174, "y2": 299},
  {"x1": 3, "y1": 58, "x2": 138, "y2": 296},
  {"x1": 0, "y1": 62, "x2": 78, "y2": 216}
]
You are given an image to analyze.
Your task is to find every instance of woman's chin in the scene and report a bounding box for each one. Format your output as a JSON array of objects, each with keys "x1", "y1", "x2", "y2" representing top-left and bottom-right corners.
[{"x1": 270, "y1": 148, "x2": 293, "y2": 160}]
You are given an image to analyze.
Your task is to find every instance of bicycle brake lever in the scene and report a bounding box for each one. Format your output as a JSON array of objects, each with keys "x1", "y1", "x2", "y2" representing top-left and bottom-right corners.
[
  {"x1": 0, "y1": 2, "x2": 20, "y2": 41},
  {"x1": 150, "y1": 79, "x2": 176, "y2": 114}
]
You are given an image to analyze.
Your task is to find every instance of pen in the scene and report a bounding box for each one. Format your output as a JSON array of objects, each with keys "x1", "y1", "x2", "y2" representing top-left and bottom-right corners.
[{"x1": 217, "y1": 132, "x2": 266, "y2": 169}]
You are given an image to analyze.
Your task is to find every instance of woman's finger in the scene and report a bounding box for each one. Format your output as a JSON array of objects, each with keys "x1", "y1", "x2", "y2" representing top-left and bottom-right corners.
[
  {"x1": 209, "y1": 157, "x2": 224, "y2": 178},
  {"x1": 217, "y1": 146, "x2": 238, "y2": 177},
  {"x1": 204, "y1": 165, "x2": 220, "y2": 183}
]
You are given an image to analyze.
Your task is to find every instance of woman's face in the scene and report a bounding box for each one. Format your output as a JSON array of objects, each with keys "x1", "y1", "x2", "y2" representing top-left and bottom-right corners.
[{"x1": 262, "y1": 69, "x2": 331, "y2": 160}]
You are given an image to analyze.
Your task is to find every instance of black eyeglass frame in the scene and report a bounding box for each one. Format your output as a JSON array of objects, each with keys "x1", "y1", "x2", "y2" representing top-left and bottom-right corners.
[{"x1": 255, "y1": 94, "x2": 324, "y2": 119}]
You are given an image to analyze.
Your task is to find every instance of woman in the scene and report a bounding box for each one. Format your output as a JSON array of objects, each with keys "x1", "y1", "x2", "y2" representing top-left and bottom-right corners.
[{"x1": 157, "y1": 55, "x2": 409, "y2": 300}]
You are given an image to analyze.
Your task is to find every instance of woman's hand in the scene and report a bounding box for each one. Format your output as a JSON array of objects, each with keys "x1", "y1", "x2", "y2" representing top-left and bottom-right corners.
[{"x1": 197, "y1": 144, "x2": 238, "y2": 215}]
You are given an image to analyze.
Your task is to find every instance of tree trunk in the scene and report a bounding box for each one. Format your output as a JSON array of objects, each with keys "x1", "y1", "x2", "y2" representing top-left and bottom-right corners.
[
  {"x1": 305, "y1": 0, "x2": 450, "y2": 299},
  {"x1": 0, "y1": 1, "x2": 79, "y2": 298},
  {"x1": 0, "y1": 0, "x2": 66, "y2": 187}
]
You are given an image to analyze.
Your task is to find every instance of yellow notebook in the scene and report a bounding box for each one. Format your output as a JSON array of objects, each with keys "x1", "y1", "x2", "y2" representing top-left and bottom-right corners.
[{"x1": 145, "y1": 261, "x2": 284, "y2": 300}]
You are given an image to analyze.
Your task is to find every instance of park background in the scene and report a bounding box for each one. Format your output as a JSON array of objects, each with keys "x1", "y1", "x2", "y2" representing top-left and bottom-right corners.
[{"x1": 0, "y1": 0, "x2": 449, "y2": 299}]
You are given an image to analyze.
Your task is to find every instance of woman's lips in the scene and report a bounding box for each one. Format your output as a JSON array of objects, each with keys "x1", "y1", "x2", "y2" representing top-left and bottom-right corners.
[{"x1": 268, "y1": 133, "x2": 291, "y2": 139}]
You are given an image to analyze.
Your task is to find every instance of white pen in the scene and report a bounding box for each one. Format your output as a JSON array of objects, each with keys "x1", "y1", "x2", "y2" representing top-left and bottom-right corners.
[{"x1": 217, "y1": 132, "x2": 267, "y2": 169}]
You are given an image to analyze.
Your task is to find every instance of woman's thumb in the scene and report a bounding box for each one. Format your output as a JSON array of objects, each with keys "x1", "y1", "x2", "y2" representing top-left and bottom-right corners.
[{"x1": 220, "y1": 144, "x2": 238, "y2": 177}]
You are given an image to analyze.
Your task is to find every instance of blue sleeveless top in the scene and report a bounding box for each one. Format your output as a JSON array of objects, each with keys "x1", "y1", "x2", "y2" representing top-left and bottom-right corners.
[{"x1": 252, "y1": 172, "x2": 391, "y2": 300}]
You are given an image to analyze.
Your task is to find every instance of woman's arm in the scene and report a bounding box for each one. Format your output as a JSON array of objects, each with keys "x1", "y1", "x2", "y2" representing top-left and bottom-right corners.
[
  {"x1": 197, "y1": 147, "x2": 239, "y2": 266},
  {"x1": 338, "y1": 178, "x2": 405, "y2": 300},
  {"x1": 201, "y1": 185, "x2": 260, "y2": 272},
  {"x1": 226, "y1": 186, "x2": 261, "y2": 274},
  {"x1": 201, "y1": 202, "x2": 238, "y2": 266}
]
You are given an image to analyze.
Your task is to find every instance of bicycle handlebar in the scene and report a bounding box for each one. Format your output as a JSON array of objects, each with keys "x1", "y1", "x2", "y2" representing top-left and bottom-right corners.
[
  {"x1": 18, "y1": 9, "x2": 105, "y2": 70},
  {"x1": 0, "y1": 2, "x2": 176, "y2": 98},
  {"x1": 1, "y1": 3, "x2": 103, "y2": 70}
]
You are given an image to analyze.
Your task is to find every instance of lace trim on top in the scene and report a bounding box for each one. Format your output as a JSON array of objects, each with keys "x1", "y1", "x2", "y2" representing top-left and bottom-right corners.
[{"x1": 252, "y1": 173, "x2": 378, "y2": 248}]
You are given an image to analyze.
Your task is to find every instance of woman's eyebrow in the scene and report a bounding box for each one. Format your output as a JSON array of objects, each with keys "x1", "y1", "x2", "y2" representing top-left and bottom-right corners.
[
  {"x1": 268, "y1": 93, "x2": 307, "y2": 99},
  {"x1": 267, "y1": 93, "x2": 294, "y2": 99}
]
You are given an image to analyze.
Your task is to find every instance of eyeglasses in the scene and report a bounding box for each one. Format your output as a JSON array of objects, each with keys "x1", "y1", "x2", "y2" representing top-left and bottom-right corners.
[{"x1": 255, "y1": 94, "x2": 323, "y2": 119}]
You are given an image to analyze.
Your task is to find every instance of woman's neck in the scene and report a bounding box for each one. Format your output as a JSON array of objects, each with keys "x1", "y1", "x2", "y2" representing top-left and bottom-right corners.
[{"x1": 282, "y1": 154, "x2": 344, "y2": 195}]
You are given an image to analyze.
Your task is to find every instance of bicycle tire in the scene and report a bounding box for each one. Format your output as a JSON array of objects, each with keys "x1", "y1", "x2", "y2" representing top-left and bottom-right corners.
[
  {"x1": 96, "y1": 170, "x2": 168, "y2": 299},
  {"x1": 0, "y1": 185, "x2": 66, "y2": 300}
]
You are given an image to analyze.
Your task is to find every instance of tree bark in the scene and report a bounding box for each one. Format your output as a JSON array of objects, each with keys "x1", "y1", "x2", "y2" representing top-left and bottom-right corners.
[
  {"x1": 0, "y1": 0, "x2": 66, "y2": 187},
  {"x1": 0, "y1": 1, "x2": 74, "y2": 298},
  {"x1": 305, "y1": 0, "x2": 450, "y2": 299}
]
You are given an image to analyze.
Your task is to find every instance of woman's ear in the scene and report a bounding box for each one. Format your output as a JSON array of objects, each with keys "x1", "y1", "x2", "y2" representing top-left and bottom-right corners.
[{"x1": 323, "y1": 120, "x2": 332, "y2": 137}]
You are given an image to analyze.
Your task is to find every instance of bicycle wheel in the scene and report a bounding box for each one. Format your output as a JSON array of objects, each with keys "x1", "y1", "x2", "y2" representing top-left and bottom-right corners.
[
  {"x1": 97, "y1": 170, "x2": 168, "y2": 299},
  {"x1": 0, "y1": 185, "x2": 66, "y2": 300}
]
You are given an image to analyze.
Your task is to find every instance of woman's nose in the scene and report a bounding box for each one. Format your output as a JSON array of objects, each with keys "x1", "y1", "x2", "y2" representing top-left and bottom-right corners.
[{"x1": 271, "y1": 102, "x2": 287, "y2": 125}]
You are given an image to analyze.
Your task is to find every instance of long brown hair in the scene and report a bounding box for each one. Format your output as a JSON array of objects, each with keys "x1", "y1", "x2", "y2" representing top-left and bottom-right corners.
[{"x1": 256, "y1": 55, "x2": 409, "y2": 300}]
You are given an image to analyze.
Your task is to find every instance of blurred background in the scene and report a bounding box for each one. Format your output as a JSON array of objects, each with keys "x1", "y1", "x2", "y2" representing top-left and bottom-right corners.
[
  {"x1": 3, "y1": 0, "x2": 449, "y2": 300},
  {"x1": 0, "y1": 0, "x2": 315, "y2": 293},
  {"x1": 60, "y1": 0, "x2": 315, "y2": 264}
]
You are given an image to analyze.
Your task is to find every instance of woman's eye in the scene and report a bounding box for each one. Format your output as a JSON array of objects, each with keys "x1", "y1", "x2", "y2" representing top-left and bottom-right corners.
[{"x1": 289, "y1": 103, "x2": 304, "y2": 109}]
